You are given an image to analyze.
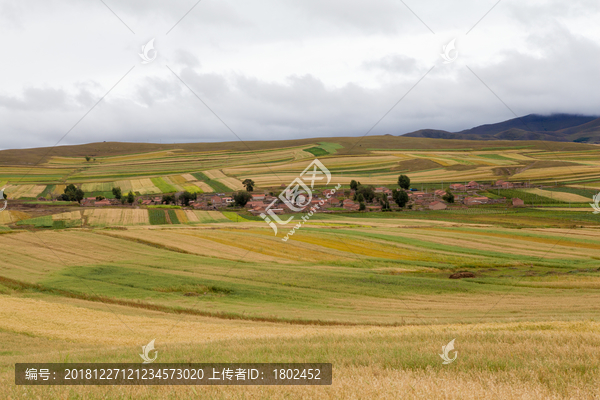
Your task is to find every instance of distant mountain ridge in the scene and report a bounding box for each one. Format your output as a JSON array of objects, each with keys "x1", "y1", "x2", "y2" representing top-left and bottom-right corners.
[{"x1": 403, "y1": 114, "x2": 600, "y2": 143}]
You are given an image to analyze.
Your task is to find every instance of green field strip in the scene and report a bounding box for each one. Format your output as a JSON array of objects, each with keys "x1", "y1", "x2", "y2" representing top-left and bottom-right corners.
[
  {"x1": 148, "y1": 209, "x2": 169, "y2": 225},
  {"x1": 151, "y1": 177, "x2": 178, "y2": 193},
  {"x1": 191, "y1": 172, "x2": 232, "y2": 193},
  {"x1": 221, "y1": 212, "x2": 252, "y2": 223},
  {"x1": 167, "y1": 209, "x2": 181, "y2": 224}
]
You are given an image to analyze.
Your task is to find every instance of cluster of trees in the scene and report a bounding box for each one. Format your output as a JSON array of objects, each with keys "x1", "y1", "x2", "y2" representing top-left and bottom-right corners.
[
  {"x1": 442, "y1": 190, "x2": 455, "y2": 203},
  {"x1": 111, "y1": 187, "x2": 134, "y2": 205},
  {"x1": 234, "y1": 191, "x2": 253, "y2": 207},
  {"x1": 59, "y1": 184, "x2": 84, "y2": 202},
  {"x1": 349, "y1": 174, "x2": 412, "y2": 211},
  {"x1": 161, "y1": 191, "x2": 198, "y2": 206},
  {"x1": 242, "y1": 179, "x2": 255, "y2": 192},
  {"x1": 84, "y1": 156, "x2": 96, "y2": 162}
]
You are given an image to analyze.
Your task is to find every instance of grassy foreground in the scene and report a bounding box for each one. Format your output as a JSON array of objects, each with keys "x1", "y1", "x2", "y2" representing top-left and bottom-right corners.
[{"x1": 0, "y1": 294, "x2": 598, "y2": 399}]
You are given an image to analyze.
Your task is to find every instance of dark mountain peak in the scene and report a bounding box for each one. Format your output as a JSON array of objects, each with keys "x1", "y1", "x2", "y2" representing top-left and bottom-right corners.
[{"x1": 403, "y1": 113, "x2": 600, "y2": 143}]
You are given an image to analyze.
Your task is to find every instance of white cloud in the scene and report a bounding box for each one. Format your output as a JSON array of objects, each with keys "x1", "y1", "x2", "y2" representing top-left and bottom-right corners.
[{"x1": 0, "y1": 0, "x2": 598, "y2": 149}]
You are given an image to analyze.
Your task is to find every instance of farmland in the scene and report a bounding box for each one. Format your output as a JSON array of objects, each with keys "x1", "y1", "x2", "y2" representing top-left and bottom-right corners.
[
  {"x1": 1, "y1": 215, "x2": 600, "y2": 398},
  {"x1": 2, "y1": 137, "x2": 600, "y2": 199},
  {"x1": 1, "y1": 137, "x2": 600, "y2": 398}
]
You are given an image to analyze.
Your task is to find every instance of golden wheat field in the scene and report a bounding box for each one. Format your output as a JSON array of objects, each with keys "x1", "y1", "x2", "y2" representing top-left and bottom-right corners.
[{"x1": 1, "y1": 294, "x2": 599, "y2": 399}]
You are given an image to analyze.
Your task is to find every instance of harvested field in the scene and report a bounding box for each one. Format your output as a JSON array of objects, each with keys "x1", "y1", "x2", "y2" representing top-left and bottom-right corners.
[
  {"x1": 192, "y1": 210, "x2": 230, "y2": 223},
  {"x1": 523, "y1": 188, "x2": 591, "y2": 202},
  {"x1": 52, "y1": 211, "x2": 82, "y2": 221},
  {"x1": 0, "y1": 210, "x2": 30, "y2": 225},
  {"x1": 217, "y1": 177, "x2": 245, "y2": 191},
  {"x1": 129, "y1": 178, "x2": 160, "y2": 195},
  {"x1": 4, "y1": 184, "x2": 46, "y2": 199},
  {"x1": 192, "y1": 181, "x2": 213, "y2": 192},
  {"x1": 203, "y1": 169, "x2": 227, "y2": 179},
  {"x1": 83, "y1": 209, "x2": 149, "y2": 227}
]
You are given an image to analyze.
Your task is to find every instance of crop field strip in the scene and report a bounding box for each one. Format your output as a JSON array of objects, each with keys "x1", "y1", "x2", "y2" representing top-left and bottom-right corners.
[{"x1": 1, "y1": 224, "x2": 600, "y2": 326}]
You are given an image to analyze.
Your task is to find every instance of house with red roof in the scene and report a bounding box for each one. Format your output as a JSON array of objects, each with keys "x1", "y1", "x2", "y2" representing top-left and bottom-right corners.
[
  {"x1": 463, "y1": 196, "x2": 489, "y2": 206},
  {"x1": 449, "y1": 184, "x2": 466, "y2": 191}
]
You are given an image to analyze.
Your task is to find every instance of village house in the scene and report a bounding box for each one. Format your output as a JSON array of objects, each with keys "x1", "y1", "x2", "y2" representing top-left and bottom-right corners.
[
  {"x1": 409, "y1": 191, "x2": 433, "y2": 200},
  {"x1": 449, "y1": 183, "x2": 466, "y2": 191},
  {"x1": 95, "y1": 199, "x2": 112, "y2": 207},
  {"x1": 463, "y1": 196, "x2": 489, "y2": 206},
  {"x1": 495, "y1": 180, "x2": 514, "y2": 189},
  {"x1": 434, "y1": 189, "x2": 446, "y2": 197},
  {"x1": 210, "y1": 195, "x2": 223, "y2": 207},
  {"x1": 428, "y1": 201, "x2": 447, "y2": 210},
  {"x1": 194, "y1": 200, "x2": 209, "y2": 209},
  {"x1": 249, "y1": 206, "x2": 285, "y2": 216},
  {"x1": 81, "y1": 197, "x2": 94, "y2": 207},
  {"x1": 466, "y1": 181, "x2": 480, "y2": 190},
  {"x1": 326, "y1": 196, "x2": 341, "y2": 206},
  {"x1": 222, "y1": 197, "x2": 234, "y2": 205},
  {"x1": 141, "y1": 199, "x2": 152, "y2": 206},
  {"x1": 251, "y1": 194, "x2": 265, "y2": 201},
  {"x1": 322, "y1": 188, "x2": 340, "y2": 198},
  {"x1": 512, "y1": 198, "x2": 525, "y2": 207},
  {"x1": 245, "y1": 201, "x2": 266, "y2": 209},
  {"x1": 342, "y1": 199, "x2": 360, "y2": 211},
  {"x1": 374, "y1": 187, "x2": 391, "y2": 194}
]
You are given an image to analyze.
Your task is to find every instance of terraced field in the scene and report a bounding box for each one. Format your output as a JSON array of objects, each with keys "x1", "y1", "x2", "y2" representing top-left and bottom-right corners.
[{"x1": 2, "y1": 138, "x2": 599, "y2": 197}]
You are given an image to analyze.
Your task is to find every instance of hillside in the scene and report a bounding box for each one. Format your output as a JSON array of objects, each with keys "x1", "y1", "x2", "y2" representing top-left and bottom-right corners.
[
  {"x1": 0, "y1": 135, "x2": 596, "y2": 165},
  {"x1": 403, "y1": 114, "x2": 600, "y2": 143}
]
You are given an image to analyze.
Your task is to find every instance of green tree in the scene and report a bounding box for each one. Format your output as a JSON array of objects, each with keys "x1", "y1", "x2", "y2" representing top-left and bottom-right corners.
[
  {"x1": 179, "y1": 191, "x2": 197, "y2": 206},
  {"x1": 242, "y1": 179, "x2": 255, "y2": 192},
  {"x1": 350, "y1": 180, "x2": 358, "y2": 190},
  {"x1": 442, "y1": 190, "x2": 455, "y2": 204},
  {"x1": 398, "y1": 175, "x2": 411, "y2": 190},
  {"x1": 112, "y1": 187, "x2": 122, "y2": 200},
  {"x1": 162, "y1": 194, "x2": 175, "y2": 204},
  {"x1": 359, "y1": 202, "x2": 366, "y2": 211},
  {"x1": 234, "y1": 191, "x2": 253, "y2": 207},
  {"x1": 127, "y1": 191, "x2": 135, "y2": 205},
  {"x1": 62, "y1": 184, "x2": 84, "y2": 203},
  {"x1": 85, "y1": 156, "x2": 91, "y2": 162},
  {"x1": 354, "y1": 185, "x2": 375, "y2": 202},
  {"x1": 392, "y1": 189, "x2": 409, "y2": 208}
]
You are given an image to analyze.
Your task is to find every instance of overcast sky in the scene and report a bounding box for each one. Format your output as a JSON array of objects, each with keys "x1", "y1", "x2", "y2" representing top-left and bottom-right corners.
[{"x1": 0, "y1": 0, "x2": 599, "y2": 149}]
